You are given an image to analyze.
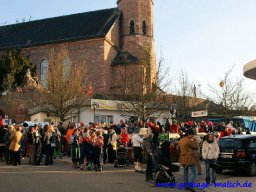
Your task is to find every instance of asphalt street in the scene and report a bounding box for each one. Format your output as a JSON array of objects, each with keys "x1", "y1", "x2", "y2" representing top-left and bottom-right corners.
[{"x1": 0, "y1": 157, "x2": 256, "y2": 192}]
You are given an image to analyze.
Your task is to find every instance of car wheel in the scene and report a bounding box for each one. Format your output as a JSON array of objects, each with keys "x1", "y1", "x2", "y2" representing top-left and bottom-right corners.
[
  {"x1": 216, "y1": 169, "x2": 222, "y2": 174},
  {"x1": 247, "y1": 163, "x2": 256, "y2": 176}
]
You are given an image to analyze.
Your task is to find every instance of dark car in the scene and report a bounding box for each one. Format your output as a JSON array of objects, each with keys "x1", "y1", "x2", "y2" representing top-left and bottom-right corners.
[{"x1": 217, "y1": 134, "x2": 256, "y2": 176}]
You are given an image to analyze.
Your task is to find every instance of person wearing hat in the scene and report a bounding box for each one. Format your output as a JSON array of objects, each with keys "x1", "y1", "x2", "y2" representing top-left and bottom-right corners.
[
  {"x1": 107, "y1": 125, "x2": 117, "y2": 164},
  {"x1": 102, "y1": 126, "x2": 109, "y2": 164},
  {"x1": 246, "y1": 128, "x2": 251, "y2": 134},
  {"x1": 177, "y1": 129, "x2": 199, "y2": 190},
  {"x1": 142, "y1": 131, "x2": 155, "y2": 181},
  {"x1": 71, "y1": 129, "x2": 80, "y2": 168}
]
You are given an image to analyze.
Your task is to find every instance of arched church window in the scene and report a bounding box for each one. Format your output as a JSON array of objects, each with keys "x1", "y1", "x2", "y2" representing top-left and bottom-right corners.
[
  {"x1": 63, "y1": 57, "x2": 71, "y2": 80},
  {"x1": 130, "y1": 20, "x2": 135, "y2": 35},
  {"x1": 143, "y1": 21, "x2": 147, "y2": 35},
  {"x1": 40, "y1": 59, "x2": 48, "y2": 87}
]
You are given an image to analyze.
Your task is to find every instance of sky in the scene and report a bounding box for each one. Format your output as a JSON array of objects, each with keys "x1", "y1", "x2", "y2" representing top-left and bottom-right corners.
[{"x1": 1, "y1": 0, "x2": 256, "y2": 97}]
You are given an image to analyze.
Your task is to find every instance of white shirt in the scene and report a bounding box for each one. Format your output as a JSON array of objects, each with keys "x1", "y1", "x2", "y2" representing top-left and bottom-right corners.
[
  {"x1": 132, "y1": 133, "x2": 143, "y2": 147},
  {"x1": 108, "y1": 131, "x2": 117, "y2": 145},
  {"x1": 207, "y1": 143, "x2": 214, "y2": 159}
]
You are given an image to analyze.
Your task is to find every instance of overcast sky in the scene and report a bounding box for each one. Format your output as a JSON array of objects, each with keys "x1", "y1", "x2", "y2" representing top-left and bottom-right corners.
[{"x1": 1, "y1": 0, "x2": 256, "y2": 97}]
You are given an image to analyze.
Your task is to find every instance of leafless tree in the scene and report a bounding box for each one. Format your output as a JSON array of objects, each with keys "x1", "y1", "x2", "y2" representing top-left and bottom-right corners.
[
  {"x1": 115, "y1": 46, "x2": 171, "y2": 126},
  {"x1": 170, "y1": 70, "x2": 198, "y2": 120},
  {"x1": 29, "y1": 49, "x2": 89, "y2": 122},
  {"x1": 208, "y1": 68, "x2": 251, "y2": 117},
  {"x1": 0, "y1": 73, "x2": 36, "y2": 122}
]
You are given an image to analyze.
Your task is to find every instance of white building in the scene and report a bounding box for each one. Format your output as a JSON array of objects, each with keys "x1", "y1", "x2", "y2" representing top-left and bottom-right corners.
[{"x1": 30, "y1": 99, "x2": 173, "y2": 125}]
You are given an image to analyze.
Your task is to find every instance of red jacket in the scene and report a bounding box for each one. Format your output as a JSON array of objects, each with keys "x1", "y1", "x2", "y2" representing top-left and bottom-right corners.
[
  {"x1": 121, "y1": 132, "x2": 129, "y2": 145},
  {"x1": 198, "y1": 127, "x2": 205, "y2": 133},
  {"x1": 66, "y1": 128, "x2": 74, "y2": 144},
  {"x1": 219, "y1": 130, "x2": 231, "y2": 139},
  {"x1": 170, "y1": 124, "x2": 180, "y2": 133},
  {"x1": 94, "y1": 136, "x2": 104, "y2": 147}
]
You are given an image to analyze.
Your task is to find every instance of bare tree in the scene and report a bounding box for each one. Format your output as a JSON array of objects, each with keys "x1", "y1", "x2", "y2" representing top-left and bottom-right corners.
[
  {"x1": 29, "y1": 49, "x2": 88, "y2": 122},
  {"x1": 0, "y1": 74, "x2": 18, "y2": 120},
  {"x1": 115, "y1": 46, "x2": 171, "y2": 125},
  {"x1": 0, "y1": 73, "x2": 36, "y2": 122},
  {"x1": 208, "y1": 68, "x2": 251, "y2": 117},
  {"x1": 171, "y1": 70, "x2": 196, "y2": 120}
]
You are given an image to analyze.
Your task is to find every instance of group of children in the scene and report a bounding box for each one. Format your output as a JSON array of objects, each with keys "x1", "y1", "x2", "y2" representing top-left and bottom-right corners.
[{"x1": 68, "y1": 126, "x2": 104, "y2": 171}]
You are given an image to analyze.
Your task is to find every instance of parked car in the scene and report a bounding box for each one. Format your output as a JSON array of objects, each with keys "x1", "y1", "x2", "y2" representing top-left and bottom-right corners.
[{"x1": 217, "y1": 135, "x2": 256, "y2": 176}]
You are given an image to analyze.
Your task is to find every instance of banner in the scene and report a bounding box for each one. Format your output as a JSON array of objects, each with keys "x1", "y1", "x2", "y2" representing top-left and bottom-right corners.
[
  {"x1": 191, "y1": 110, "x2": 208, "y2": 117},
  {"x1": 91, "y1": 99, "x2": 135, "y2": 111},
  {"x1": 91, "y1": 99, "x2": 117, "y2": 110}
]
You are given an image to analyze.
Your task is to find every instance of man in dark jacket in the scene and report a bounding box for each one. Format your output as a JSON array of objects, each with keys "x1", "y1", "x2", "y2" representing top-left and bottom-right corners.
[
  {"x1": 4, "y1": 125, "x2": 14, "y2": 164},
  {"x1": 142, "y1": 132, "x2": 155, "y2": 181},
  {"x1": 0, "y1": 125, "x2": 8, "y2": 161},
  {"x1": 102, "y1": 127, "x2": 109, "y2": 164}
]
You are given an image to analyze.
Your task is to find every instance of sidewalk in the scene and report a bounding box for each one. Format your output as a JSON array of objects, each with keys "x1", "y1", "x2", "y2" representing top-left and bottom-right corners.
[
  {"x1": 55, "y1": 155, "x2": 134, "y2": 171},
  {"x1": 56, "y1": 156, "x2": 256, "y2": 192}
]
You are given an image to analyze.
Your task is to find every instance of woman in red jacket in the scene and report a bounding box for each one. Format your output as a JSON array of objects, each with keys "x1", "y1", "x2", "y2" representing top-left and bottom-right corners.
[
  {"x1": 120, "y1": 128, "x2": 129, "y2": 146},
  {"x1": 219, "y1": 127, "x2": 231, "y2": 139}
]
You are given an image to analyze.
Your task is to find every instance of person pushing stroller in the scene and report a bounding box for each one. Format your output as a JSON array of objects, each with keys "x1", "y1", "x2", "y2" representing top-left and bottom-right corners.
[{"x1": 142, "y1": 131, "x2": 155, "y2": 181}]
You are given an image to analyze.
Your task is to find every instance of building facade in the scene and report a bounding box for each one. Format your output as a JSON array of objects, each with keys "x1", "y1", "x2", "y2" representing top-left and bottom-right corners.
[{"x1": 0, "y1": 0, "x2": 156, "y2": 95}]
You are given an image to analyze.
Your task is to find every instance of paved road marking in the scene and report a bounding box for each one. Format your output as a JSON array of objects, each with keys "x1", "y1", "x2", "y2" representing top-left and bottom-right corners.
[{"x1": 0, "y1": 169, "x2": 136, "y2": 174}]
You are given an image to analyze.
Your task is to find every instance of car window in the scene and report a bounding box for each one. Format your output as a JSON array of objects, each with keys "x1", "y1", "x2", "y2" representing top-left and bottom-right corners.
[{"x1": 218, "y1": 138, "x2": 243, "y2": 148}]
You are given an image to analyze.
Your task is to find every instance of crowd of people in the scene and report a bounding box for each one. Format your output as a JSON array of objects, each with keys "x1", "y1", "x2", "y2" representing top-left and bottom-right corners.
[
  {"x1": 0, "y1": 118, "x2": 253, "y2": 190},
  {"x1": 165, "y1": 119, "x2": 251, "y2": 190},
  {"x1": 0, "y1": 120, "x2": 131, "y2": 171}
]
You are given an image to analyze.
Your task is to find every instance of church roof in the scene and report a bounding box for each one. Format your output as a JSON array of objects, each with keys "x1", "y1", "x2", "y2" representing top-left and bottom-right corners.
[
  {"x1": 112, "y1": 51, "x2": 139, "y2": 65},
  {"x1": 0, "y1": 8, "x2": 120, "y2": 50}
]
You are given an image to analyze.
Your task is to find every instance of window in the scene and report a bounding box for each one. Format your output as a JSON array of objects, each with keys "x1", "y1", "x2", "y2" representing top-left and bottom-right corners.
[
  {"x1": 63, "y1": 57, "x2": 71, "y2": 79},
  {"x1": 40, "y1": 59, "x2": 49, "y2": 87},
  {"x1": 130, "y1": 20, "x2": 135, "y2": 35},
  {"x1": 248, "y1": 138, "x2": 256, "y2": 148},
  {"x1": 95, "y1": 115, "x2": 100, "y2": 123},
  {"x1": 101, "y1": 116, "x2": 106, "y2": 124},
  {"x1": 106, "y1": 116, "x2": 113, "y2": 124},
  {"x1": 95, "y1": 115, "x2": 113, "y2": 124},
  {"x1": 143, "y1": 21, "x2": 147, "y2": 35},
  {"x1": 218, "y1": 138, "x2": 243, "y2": 148}
]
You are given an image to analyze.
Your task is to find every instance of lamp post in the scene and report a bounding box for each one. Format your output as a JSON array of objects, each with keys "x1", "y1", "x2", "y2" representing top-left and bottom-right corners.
[{"x1": 92, "y1": 102, "x2": 99, "y2": 123}]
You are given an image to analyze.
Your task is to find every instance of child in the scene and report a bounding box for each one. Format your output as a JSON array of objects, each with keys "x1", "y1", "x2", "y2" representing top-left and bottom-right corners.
[
  {"x1": 84, "y1": 130, "x2": 95, "y2": 170},
  {"x1": 120, "y1": 128, "x2": 129, "y2": 146},
  {"x1": 92, "y1": 130, "x2": 104, "y2": 172},
  {"x1": 71, "y1": 129, "x2": 80, "y2": 168},
  {"x1": 54, "y1": 134, "x2": 62, "y2": 159}
]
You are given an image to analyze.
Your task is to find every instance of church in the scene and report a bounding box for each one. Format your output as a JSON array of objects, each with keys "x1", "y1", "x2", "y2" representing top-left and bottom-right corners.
[{"x1": 0, "y1": 0, "x2": 156, "y2": 95}]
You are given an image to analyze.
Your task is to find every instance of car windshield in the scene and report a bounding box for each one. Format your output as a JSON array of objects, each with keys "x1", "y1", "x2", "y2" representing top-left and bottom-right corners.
[{"x1": 218, "y1": 138, "x2": 243, "y2": 148}]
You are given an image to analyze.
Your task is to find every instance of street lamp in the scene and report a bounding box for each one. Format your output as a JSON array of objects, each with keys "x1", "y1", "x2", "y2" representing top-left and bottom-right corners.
[{"x1": 92, "y1": 102, "x2": 99, "y2": 123}]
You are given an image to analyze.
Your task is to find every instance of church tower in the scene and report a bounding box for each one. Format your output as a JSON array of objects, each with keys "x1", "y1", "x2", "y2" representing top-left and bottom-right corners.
[{"x1": 117, "y1": 0, "x2": 156, "y2": 91}]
